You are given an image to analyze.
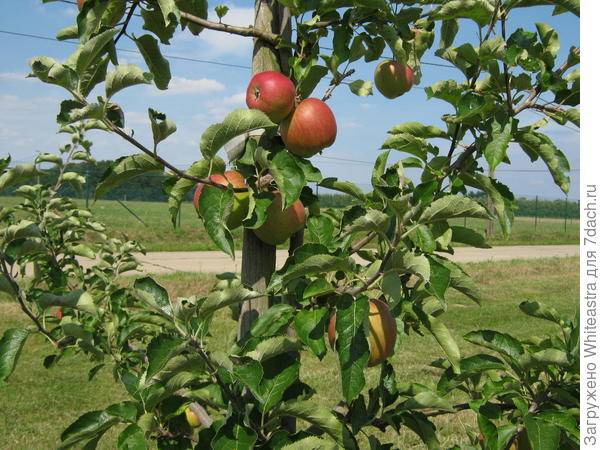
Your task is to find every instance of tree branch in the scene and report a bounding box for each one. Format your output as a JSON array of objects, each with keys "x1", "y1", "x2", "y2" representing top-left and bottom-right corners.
[
  {"x1": 349, "y1": 232, "x2": 377, "y2": 255},
  {"x1": 102, "y1": 120, "x2": 249, "y2": 192},
  {"x1": 513, "y1": 47, "x2": 579, "y2": 114},
  {"x1": 0, "y1": 259, "x2": 58, "y2": 346},
  {"x1": 179, "y1": 11, "x2": 281, "y2": 45}
]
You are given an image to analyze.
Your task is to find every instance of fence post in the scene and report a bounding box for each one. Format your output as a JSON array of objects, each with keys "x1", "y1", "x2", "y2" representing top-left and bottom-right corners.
[
  {"x1": 534, "y1": 195, "x2": 538, "y2": 231},
  {"x1": 564, "y1": 196, "x2": 568, "y2": 233}
]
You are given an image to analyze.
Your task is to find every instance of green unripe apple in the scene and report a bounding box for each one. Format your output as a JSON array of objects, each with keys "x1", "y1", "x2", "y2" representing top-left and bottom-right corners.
[
  {"x1": 374, "y1": 60, "x2": 414, "y2": 99},
  {"x1": 193, "y1": 171, "x2": 250, "y2": 230},
  {"x1": 185, "y1": 407, "x2": 202, "y2": 428},
  {"x1": 253, "y1": 192, "x2": 305, "y2": 245}
]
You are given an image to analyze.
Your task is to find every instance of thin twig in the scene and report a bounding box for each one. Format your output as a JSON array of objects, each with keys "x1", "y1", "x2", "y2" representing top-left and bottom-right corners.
[
  {"x1": 114, "y1": 0, "x2": 138, "y2": 44},
  {"x1": 180, "y1": 11, "x2": 281, "y2": 45},
  {"x1": 322, "y1": 68, "x2": 356, "y2": 102}
]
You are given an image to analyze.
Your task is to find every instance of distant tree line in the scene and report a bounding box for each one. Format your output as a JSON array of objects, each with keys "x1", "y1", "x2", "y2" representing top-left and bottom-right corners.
[{"x1": 3, "y1": 161, "x2": 579, "y2": 218}]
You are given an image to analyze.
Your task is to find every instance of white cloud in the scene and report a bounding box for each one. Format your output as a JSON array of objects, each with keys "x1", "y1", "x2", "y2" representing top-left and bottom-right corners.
[
  {"x1": 150, "y1": 76, "x2": 226, "y2": 95},
  {"x1": 223, "y1": 91, "x2": 246, "y2": 105}
]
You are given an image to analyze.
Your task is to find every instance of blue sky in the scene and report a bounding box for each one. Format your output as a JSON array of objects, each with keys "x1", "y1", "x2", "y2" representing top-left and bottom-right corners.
[{"x1": 0, "y1": 0, "x2": 580, "y2": 199}]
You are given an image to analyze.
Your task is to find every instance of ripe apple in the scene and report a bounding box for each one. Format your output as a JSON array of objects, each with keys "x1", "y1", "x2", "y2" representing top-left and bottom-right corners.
[
  {"x1": 280, "y1": 98, "x2": 337, "y2": 158},
  {"x1": 246, "y1": 71, "x2": 296, "y2": 123},
  {"x1": 185, "y1": 407, "x2": 202, "y2": 428},
  {"x1": 328, "y1": 298, "x2": 397, "y2": 367},
  {"x1": 77, "y1": 0, "x2": 85, "y2": 10},
  {"x1": 193, "y1": 171, "x2": 249, "y2": 230},
  {"x1": 253, "y1": 192, "x2": 305, "y2": 246},
  {"x1": 374, "y1": 60, "x2": 414, "y2": 99}
]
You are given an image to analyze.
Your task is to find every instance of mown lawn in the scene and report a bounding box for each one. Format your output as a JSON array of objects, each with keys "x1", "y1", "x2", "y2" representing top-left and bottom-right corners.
[
  {"x1": 0, "y1": 257, "x2": 578, "y2": 449},
  {"x1": 0, "y1": 197, "x2": 578, "y2": 252}
]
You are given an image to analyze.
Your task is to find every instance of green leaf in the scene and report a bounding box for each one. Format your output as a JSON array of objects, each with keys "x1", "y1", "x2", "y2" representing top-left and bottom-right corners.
[
  {"x1": 200, "y1": 109, "x2": 276, "y2": 159},
  {"x1": 157, "y1": 0, "x2": 181, "y2": 26},
  {"x1": 269, "y1": 151, "x2": 306, "y2": 209},
  {"x1": 343, "y1": 209, "x2": 390, "y2": 236},
  {"x1": 398, "y1": 413, "x2": 440, "y2": 450},
  {"x1": 275, "y1": 400, "x2": 354, "y2": 448},
  {"x1": 431, "y1": 0, "x2": 495, "y2": 26},
  {"x1": 381, "y1": 134, "x2": 428, "y2": 160},
  {"x1": 198, "y1": 185, "x2": 235, "y2": 258},
  {"x1": 439, "y1": 19, "x2": 459, "y2": 50},
  {"x1": 524, "y1": 415, "x2": 561, "y2": 450},
  {"x1": 105, "y1": 65, "x2": 153, "y2": 99},
  {"x1": 336, "y1": 295, "x2": 369, "y2": 403},
  {"x1": 95, "y1": 154, "x2": 163, "y2": 200},
  {"x1": 420, "y1": 195, "x2": 490, "y2": 223},
  {"x1": 464, "y1": 330, "x2": 524, "y2": 360},
  {"x1": 0, "y1": 164, "x2": 41, "y2": 192},
  {"x1": 484, "y1": 119, "x2": 512, "y2": 172},
  {"x1": 250, "y1": 304, "x2": 295, "y2": 338},
  {"x1": 268, "y1": 244, "x2": 355, "y2": 293},
  {"x1": 295, "y1": 308, "x2": 329, "y2": 359},
  {"x1": 146, "y1": 335, "x2": 183, "y2": 379},
  {"x1": 536, "y1": 410, "x2": 579, "y2": 440},
  {"x1": 319, "y1": 177, "x2": 366, "y2": 201},
  {"x1": 450, "y1": 226, "x2": 491, "y2": 248},
  {"x1": 199, "y1": 285, "x2": 262, "y2": 316},
  {"x1": 29, "y1": 56, "x2": 78, "y2": 92},
  {"x1": 56, "y1": 25, "x2": 79, "y2": 41},
  {"x1": 408, "y1": 225, "x2": 436, "y2": 253},
  {"x1": 215, "y1": 4, "x2": 229, "y2": 19},
  {"x1": 414, "y1": 308, "x2": 461, "y2": 373},
  {"x1": 348, "y1": 79, "x2": 373, "y2": 96},
  {"x1": 506, "y1": 0, "x2": 579, "y2": 17},
  {"x1": 516, "y1": 131, "x2": 570, "y2": 193},
  {"x1": 459, "y1": 354, "x2": 506, "y2": 373},
  {"x1": 281, "y1": 437, "x2": 337, "y2": 450},
  {"x1": 59, "y1": 410, "x2": 119, "y2": 449},
  {"x1": 401, "y1": 391, "x2": 454, "y2": 412},
  {"x1": 519, "y1": 301, "x2": 567, "y2": 325},
  {"x1": 0, "y1": 274, "x2": 16, "y2": 297},
  {"x1": 296, "y1": 64, "x2": 328, "y2": 99},
  {"x1": 166, "y1": 157, "x2": 225, "y2": 226},
  {"x1": 247, "y1": 336, "x2": 302, "y2": 362},
  {"x1": 256, "y1": 353, "x2": 299, "y2": 411},
  {"x1": 73, "y1": 28, "x2": 118, "y2": 76},
  {"x1": 148, "y1": 108, "x2": 177, "y2": 147},
  {"x1": 211, "y1": 416, "x2": 257, "y2": 450},
  {"x1": 385, "y1": 250, "x2": 431, "y2": 282},
  {"x1": 307, "y1": 215, "x2": 335, "y2": 246},
  {"x1": 134, "y1": 34, "x2": 171, "y2": 90},
  {"x1": 133, "y1": 277, "x2": 170, "y2": 310},
  {"x1": 387, "y1": 122, "x2": 448, "y2": 139},
  {"x1": 117, "y1": 424, "x2": 147, "y2": 450},
  {"x1": 462, "y1": 173, "x2": 514, "y2": 237},
  {"x1": 0, "y1": 328, "x2": 29, "y2": 385}
]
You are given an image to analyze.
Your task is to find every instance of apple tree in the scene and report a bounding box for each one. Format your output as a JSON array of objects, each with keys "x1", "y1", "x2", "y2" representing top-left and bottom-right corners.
[{"x1": 0, "y1": 0, "x2": 580, "y2": 448}]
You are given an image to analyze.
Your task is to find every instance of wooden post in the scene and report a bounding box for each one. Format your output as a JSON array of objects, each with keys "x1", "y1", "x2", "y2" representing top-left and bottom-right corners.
[{"x1": 238, "y1": 1, "x2": 291, "y2": 340}]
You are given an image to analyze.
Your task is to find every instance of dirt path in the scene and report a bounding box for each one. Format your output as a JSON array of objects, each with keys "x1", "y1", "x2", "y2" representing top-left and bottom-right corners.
[{"x1": 126, "y1": 245, "x2": 579, "y2": 275}]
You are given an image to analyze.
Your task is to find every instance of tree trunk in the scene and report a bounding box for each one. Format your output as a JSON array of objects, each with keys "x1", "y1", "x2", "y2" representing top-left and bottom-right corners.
[{"x1": 238, "y1": 0, "x2": 291, "y2": 338}]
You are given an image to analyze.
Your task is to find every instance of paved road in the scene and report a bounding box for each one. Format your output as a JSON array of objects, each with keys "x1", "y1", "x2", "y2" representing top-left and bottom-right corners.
[{"x1": 126, "y1": 245, "x2": 579, "y2": 275}]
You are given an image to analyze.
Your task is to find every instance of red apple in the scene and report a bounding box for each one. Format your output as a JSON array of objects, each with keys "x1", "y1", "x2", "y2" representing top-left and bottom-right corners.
[
  {"x1": 77, "y1": 0, "x2": 85, "y2": 10},
  {"x1": 374, "y1": 60, "x2": 414, "y2": 99},
  {"x1": 246, "y1": 71, "x2": 296, "y2": 123},
  {"x1": 253, "y1": 192, "x2": 305, "y2": 246},
  {"x1": 280, "y1": 98, "x2": 337, "y2": 158},
  {"x1": 328, "y1": 299, "x2": 397, "y2": 367},
  {"x1": 193, "y1": 171, "x2": 249, "y2": 230}
]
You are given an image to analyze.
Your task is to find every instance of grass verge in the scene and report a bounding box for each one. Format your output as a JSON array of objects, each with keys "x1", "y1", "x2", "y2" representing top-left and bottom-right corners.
[{"x1": 0, "y1": 258, "x2": 578, "y2": 449}]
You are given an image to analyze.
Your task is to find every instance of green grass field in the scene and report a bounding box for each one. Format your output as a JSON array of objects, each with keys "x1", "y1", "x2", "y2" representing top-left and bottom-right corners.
[
  {"x1": 0, "y1": 197, "x2": 579, "y2": 252},
  {"x1": 0, "y1": 257, "x2": 579, "y2": 449}
]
